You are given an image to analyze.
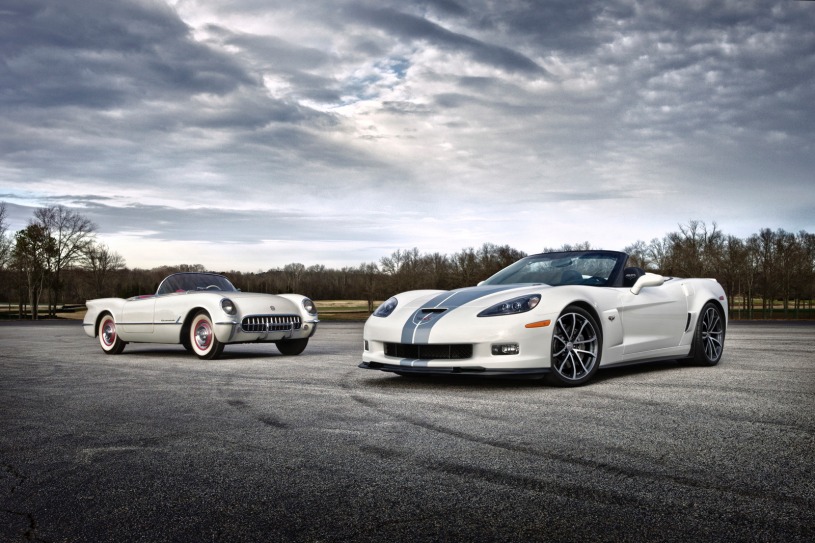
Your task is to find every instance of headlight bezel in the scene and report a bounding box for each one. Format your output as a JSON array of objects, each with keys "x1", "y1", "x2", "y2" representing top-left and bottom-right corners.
[
  {"x1": 373, "y1": 296, "x2": 398, "y2": 318},
  {"x1": 302, "y1": 298, "x2": 317, "y2": 315},
  {"x1": 220, "y1": 298, "x2": 237, "y2": 315},
  {"x1": 477, "y1": 294, "x2": 541, "y2": 317}
]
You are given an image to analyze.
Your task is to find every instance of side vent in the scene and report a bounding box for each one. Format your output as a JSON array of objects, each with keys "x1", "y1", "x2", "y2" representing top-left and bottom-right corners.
[{"x1": 685, "y1": 313, "x2": 692, "y2": 332}]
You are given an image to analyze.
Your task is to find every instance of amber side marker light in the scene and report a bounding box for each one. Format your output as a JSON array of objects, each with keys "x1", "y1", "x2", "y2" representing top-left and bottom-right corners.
[{"x1": 525, "y1": 320, "x2": 551, "y2": 328}]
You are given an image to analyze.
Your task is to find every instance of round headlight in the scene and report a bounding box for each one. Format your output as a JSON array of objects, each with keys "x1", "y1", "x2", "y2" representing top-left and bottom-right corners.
[
  {"x1": 302, "y1": 298, "x2": 317, "y2": 315},
  {"x1": 220, "y1": 298, "x2": 237, "y2": 315}
]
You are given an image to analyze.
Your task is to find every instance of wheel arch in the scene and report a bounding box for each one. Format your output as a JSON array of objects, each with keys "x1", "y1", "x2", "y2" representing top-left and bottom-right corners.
[
  {"x1": 563, "y1": 299, "x2": 602, "y2": 331},
  {"x1": 690, "y1": 297, "x2": 728, "y2": 331},
  {"x1": 708, "y1": 298, "x2": 727, "y2": 326},
  {"x1": 180, "y1": 306, "x2": 209, "y2": 340},
  {"x1": 92, "y1": 310, "x2": 114, "y2": 338}
]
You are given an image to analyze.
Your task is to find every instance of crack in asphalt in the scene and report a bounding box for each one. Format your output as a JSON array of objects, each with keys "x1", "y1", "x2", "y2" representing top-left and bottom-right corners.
[{"x1": 2, "y1": 463, "x2": 48, "y2": 542}]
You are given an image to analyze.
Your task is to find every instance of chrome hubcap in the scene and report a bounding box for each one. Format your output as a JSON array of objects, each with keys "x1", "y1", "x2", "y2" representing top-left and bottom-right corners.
[
  {"x1": 194, "y1": 322, "x2": 212, "y2": 350},
  {"x1": 553, "y1": 313, "x2": 598, "y2": 380},
  {"x1": 102, "y1": 321, "x2": 115, "y2": 346}
]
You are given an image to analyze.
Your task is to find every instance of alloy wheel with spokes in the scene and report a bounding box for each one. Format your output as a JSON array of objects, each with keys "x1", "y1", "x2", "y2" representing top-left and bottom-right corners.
[
  {"x1": 692, "y1": 302, "x2": 725, "y2": 365},
  {"x1": 548, "y1": 306, "x2": 602, "y2": 386}
]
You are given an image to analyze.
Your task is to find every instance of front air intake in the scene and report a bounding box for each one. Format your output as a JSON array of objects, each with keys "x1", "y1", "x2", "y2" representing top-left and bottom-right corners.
[
  {"x1": 241, "y1": 315, "x2": 302, "y2": 333},
  {"x1": 384, "y1": 343, "x2": 473, "y2": 360}
]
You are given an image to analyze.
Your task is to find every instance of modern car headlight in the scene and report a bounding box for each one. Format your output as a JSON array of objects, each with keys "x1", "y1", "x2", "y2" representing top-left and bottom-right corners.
[
  {"x1": 478, "y1": 294, "x2": 541, "y2": 317},
  {"x1": 302, "y1": 298, "x2": 317, "y2": 315},
  {"x1": 220, "y1": 298, "x2": 237, "y2": 315},
  {"x1": 373, "y1": 297, "x2": 398, "y2": 318}
]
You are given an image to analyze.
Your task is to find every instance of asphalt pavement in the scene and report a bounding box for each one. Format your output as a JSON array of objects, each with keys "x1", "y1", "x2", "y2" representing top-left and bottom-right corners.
[{"x1": 1, "y1": 321, "x2": 813, "y2": 542}]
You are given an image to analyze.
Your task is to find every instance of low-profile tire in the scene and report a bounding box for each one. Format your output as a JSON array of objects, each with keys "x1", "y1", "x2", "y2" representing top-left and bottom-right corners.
[
  {"x1": 275, "y1": 338, "x2": 308, "y2": 356},
  {"x1": 190, "y1": 311, "x2": 224, "y2": 360},
  {"x1": 98, "y1": 313, "x2": 126, "y2": 355},
  {"x1": 547, "y1": 306, "x2": 602, "y2": 387},
  {"x1": 690, "y1": 302, "x2": 725, "y2": 366}
]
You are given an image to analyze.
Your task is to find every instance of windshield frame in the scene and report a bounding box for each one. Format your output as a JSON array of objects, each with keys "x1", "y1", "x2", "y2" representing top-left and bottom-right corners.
[
  {"x1": 156, "y1": 272, "x2": 238, "y2": 295},
  {"x1": 480, "y1": 250, "x2": 628, "y2": 287}
]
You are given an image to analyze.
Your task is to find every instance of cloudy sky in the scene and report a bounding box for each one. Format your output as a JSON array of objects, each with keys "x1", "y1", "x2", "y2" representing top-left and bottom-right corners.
[{"x1": 1, "y1": 0, "x2": 813, "y2": 271}]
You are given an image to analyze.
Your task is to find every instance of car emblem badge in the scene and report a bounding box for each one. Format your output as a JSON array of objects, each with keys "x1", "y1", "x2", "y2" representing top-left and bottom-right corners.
[
  {"x1": 270, "y1": 306, "x2": 275, "y2": 311},
  {"x1": 413, "y1": 312, "x2": 435, "y2": 325}
]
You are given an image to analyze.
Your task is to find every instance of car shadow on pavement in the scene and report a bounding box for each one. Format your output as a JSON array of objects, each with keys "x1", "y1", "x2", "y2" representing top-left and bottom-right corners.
[{"x1": 358, "y1": 358, "x2": 692, "y2": 390}]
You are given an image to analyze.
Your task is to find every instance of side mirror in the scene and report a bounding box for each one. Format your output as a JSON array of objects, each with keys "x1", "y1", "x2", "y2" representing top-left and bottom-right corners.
[{"x1": 630, "y1": 272, "x2": 665, "y2": 295}]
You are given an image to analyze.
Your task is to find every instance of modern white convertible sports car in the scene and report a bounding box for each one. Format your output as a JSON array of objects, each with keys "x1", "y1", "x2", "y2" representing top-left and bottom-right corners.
[
  {"x1": 360, "y1": 250, "x2": 727, "y2": 386},
  {"x1": 83, "y1": 272, "x2": 319, "y2": 359}
]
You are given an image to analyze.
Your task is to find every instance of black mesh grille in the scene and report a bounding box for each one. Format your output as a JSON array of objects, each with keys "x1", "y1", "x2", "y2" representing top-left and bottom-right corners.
[
  {"x1": 241, "y1": 315, "x2": 301, "y2": 333},
  {"x1": 384, "y1": 343, "x2": 473, "y2": 360}
]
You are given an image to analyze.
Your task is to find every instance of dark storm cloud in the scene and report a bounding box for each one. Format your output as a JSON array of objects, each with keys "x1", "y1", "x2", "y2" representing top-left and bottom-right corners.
[
  {"x1": 344, "y1": 5, "x2": 551, "y2": 77},
  {"x1": 470, "y1": 0, "x2": 620, "y2": 54},
  {"x1": 0, "y1": 0, "x2": 254, "y2": 110},
  {"x1": 204, "y1": 24, "x2": 344, "y2": 103},
  {"x1": 597, "y1": 1, "x2": 815, "y2": 140},
  {"x1": 1, "y1": 0, "x2": 813, "y2": 269}
]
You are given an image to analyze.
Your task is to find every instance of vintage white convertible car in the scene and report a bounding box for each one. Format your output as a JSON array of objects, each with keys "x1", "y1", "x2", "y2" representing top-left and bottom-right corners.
[
  {"x1": 83, "y1": 272, "x2": 319, "y2": 359},
  {"x1": 360, "y1": 250, "x2": 727, "y2": 386}
]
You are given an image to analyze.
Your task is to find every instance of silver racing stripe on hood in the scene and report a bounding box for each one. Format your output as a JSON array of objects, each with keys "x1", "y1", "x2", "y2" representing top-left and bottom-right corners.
[{"x1": 400, "y1": 285, "x2": 522, "y2": 344}]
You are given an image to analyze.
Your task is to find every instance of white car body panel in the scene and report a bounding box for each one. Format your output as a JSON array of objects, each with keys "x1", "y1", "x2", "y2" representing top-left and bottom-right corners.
[
  {"x1": 361, "y1": 251, "x2": 727, "y2": 382},
  {"x1": 83, "y1": 273, "x2": 319, "y2": 354}
]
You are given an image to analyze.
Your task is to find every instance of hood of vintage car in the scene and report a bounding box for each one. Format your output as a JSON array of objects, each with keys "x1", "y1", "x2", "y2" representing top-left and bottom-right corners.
[{"x1": 218, "y1": 292, "x2": 302, "y2": 314}]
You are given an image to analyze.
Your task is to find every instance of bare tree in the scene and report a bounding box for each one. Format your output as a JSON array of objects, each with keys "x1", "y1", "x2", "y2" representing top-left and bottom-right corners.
[
  {"x1": 646, "y1": 237, "x2": 671, "y2": 273},
  {"x1": 797, "y1": 231, "x2": 815, "y2": 315},
  {"x1": 623, "y1": 240, "x2": 648, "y2": 269},
  {"x1": 665, "y1": 220, "x2": 721, "y2": 277},
  {"x1": 12, "y1": 225, "x2": 55, "y2": 319},
  {"x1": 82, "y1": 242, "x2": 126, "y2": 298},
  {"x1": 751, "y1": 228, "x2": 777, "y2": 318},
  {"x1": 33, "y1": 205, "x2": 97, "y2": 315},
  {"x1": 477, "y1": 243, "x2": 526, "y2": 280},
  {"x1": 283, "y1": 262, "x2": 306, "y2": 293},
  {"x1": 774, "y1": 229, "x2": 798, "y2": 317},
  {"x1": 380, "y1": 248, "x2": 425, "y2": 292},
  {"x1": 0, "y1": 202, "x2": 12, "y2": 270},
  {"x1": 450, "y1": 247, "x2": 479, "y2": 286},
  {"x1": 543, "y1": 241, "x2": 592, "y2": 253},
  {"x1": 358, "y1": 262, "x2": 380, "y2": 312}
]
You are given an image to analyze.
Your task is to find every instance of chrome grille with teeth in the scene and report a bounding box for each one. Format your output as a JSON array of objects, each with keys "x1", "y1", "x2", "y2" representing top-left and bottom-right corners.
[{"x1": 241, "y1": 315, "x2": 302, "y2": 333}]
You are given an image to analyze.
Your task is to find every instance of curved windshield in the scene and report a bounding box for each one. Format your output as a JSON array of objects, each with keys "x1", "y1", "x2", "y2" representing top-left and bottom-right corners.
[
  {"x1": 482, "y1": 251, "x2": 626, "y2": 287},
  {"x1": 156, "y1": 273, "x2": 237, "y2": 295}
]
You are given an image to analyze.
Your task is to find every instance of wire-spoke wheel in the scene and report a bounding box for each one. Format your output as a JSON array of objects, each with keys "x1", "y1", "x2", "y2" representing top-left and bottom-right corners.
[
  {"x1": 691, "y1": 302, "x2": 725, "y2": 366},
  {"x1": 547, "y1": 306, "x2": 602, "y2": 386}
]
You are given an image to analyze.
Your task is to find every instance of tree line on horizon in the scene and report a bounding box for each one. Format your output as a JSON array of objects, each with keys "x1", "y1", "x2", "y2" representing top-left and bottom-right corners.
[{"x1": 1, "y1": 202, "x2": 813, "y2": 320}]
